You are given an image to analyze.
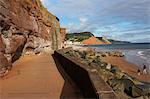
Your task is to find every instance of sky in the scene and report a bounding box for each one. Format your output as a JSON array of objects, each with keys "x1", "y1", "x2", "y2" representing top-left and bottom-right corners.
[{"x1": 41, "y1": 0, "x2": 150, "y2": 42}]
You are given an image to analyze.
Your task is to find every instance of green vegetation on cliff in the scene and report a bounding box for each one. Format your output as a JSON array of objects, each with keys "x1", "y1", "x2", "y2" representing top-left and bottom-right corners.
[
  {"x1": 65, "y1": 32, "x2": 94, "y2": 42},
  {"x1": 66, "y1": 32, "x2": 130, "y2": 44}
]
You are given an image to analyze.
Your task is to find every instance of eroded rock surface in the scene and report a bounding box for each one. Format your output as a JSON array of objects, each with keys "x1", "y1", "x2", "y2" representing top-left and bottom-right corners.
[{"x1": 0, "y1": 0, "x2": 63, "y2": 76}]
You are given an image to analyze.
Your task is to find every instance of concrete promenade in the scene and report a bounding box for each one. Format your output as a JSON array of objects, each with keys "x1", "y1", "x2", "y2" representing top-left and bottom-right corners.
[{"x1": 0, "y1": 53, "x2": 81, "y2": 99}]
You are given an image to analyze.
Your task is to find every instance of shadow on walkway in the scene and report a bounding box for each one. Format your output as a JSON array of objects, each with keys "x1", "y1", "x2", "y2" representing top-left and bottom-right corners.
[{"x1": 52, "y1": 54, "x2": 83, "y2": 99}]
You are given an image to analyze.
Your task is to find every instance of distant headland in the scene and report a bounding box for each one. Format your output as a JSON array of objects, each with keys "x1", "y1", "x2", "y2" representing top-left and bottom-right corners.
[{"x1": 65, "y1": 32, "x2": 131, "y2": 46}]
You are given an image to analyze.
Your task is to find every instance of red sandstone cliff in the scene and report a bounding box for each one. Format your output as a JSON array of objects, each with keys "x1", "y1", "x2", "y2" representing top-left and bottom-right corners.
[
  {"x1": 0, "y1": 0, "x2": 63, "y2": 76},
  {"x1": 81, "y1": 36, "x2": 111, "y2": 45}
]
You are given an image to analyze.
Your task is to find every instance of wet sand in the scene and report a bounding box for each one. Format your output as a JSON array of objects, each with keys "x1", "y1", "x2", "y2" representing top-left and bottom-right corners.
[
  {"x1": 102, "y1": 56, "x2": 150, "y2": 83},
  {"x1": 0, "y1": 54, "x2": 81, "y2": 99}
]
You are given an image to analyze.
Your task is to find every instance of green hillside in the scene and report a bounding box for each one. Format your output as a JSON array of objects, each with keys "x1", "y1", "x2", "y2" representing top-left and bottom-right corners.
[{"x1": 65, "y1": 32, "x2": 94, "y2": 42}]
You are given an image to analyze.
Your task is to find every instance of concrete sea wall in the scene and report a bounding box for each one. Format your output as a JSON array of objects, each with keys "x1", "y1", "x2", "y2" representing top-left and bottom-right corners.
[{"x1": 54, "y1": 48, "x2": 117, "y2": 99}]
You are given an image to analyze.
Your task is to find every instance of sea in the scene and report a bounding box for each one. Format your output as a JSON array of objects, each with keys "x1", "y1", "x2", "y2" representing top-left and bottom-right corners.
[{"x1": 84, "y1": 43, "x2": 150, "y2": 72}]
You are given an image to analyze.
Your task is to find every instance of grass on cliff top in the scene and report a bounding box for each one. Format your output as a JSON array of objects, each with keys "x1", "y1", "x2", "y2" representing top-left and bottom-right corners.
[{"x1": 65, "y1": 32, "x2": 94, "y2": 42}]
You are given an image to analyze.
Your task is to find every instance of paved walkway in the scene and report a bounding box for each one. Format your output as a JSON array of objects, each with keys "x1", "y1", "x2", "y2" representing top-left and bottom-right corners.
[{"x1": 0, "y1": 54, "x2": 81, "y2": 99}]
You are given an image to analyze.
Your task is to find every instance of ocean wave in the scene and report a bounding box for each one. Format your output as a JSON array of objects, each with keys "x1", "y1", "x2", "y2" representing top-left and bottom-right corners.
[
  {"x1": 138, "y1": 51, "x2": 144, "y2": 56},
  {"x1": 137, "y1": 50, "x2": 150, "y2": 60}
]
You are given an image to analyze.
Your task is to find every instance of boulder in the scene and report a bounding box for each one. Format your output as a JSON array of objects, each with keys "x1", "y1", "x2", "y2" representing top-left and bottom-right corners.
[{"x1": 106, "y1": 63, "x2": 111, "y2": 70}]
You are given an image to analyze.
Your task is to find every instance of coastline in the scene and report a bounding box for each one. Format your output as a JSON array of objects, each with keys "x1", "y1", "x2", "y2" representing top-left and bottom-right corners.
[
  {"x1": 62, "y1": 46, "x2": 150, "y2": 98},
  {"x1": 124, "y1": 49, "x2": 150, "y2": 71},
  {"x1": 102, "y1": 56, "x2": 150, "y2": 83},
  {"x1": 70, "y1": 45, "x2": 150, "y2": 83}
]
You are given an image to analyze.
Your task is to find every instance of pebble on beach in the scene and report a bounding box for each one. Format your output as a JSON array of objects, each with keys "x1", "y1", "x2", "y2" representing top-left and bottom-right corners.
[{"x1": 106, "y1": 63, "x2": 112, "y2": 70}]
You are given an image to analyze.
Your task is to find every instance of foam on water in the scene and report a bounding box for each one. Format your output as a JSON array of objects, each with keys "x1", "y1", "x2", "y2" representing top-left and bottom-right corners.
[
  {"x1": 137, "y1": 51, "x2": 148, "y2": 60},
  {"x1": 88, "y1": 44, "x2": 150, "y2": 73},
  {"x1": 138, "y1": 51, "x2": 144, "y2": 56}
]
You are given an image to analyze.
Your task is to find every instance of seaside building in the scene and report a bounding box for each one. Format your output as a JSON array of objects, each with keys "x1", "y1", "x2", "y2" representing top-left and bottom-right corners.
[
  {"x1": 64, "y1": 41, "x2": 73, "y2": 45},
  {"x1": 64, "y1": 41, "x2": 81, "y2": 45},
  {"x1": 73, "y1": 42, "x2": 81, "y2": 45}
]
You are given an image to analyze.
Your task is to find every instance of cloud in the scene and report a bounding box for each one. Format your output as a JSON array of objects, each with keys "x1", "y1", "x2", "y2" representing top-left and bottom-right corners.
[
  {"x1": 132, "y1": 38, "x2": 150, "y2": 43},
  {"x1": 112, "y1": 29, "x2": 150, "y2": 42},
  {"x1": 41, "y1": 0, "x2": 150, "y2": 42}
]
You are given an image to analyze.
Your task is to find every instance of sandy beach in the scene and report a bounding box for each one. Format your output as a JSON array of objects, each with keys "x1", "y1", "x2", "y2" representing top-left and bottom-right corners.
[
  {"x1": 61, "y1": 47, "x2": 150, "y2": 98},
  {"x1": 102, "y1": 56, "x2": 150, "y2": 83},
  {"x1": 70, "y1": 45, "x2": 150, "y2": 83}
]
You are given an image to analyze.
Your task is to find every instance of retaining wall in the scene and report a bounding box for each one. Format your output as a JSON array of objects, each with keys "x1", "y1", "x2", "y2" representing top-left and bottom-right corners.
[{"x1": 54, "y1": 48, "x2": 117, "y2": 99}]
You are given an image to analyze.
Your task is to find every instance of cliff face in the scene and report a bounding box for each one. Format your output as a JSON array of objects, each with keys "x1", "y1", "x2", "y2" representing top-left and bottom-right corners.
[
  {"x1": 0, "y1": 0, "x2": 62, "y2": 76},
  {"x1": 81, "y1": 36, "x2": 111, "y2": 45},
  {"x1": 60, "y1": 28, "x2": 66, "y2": 42}
]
